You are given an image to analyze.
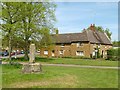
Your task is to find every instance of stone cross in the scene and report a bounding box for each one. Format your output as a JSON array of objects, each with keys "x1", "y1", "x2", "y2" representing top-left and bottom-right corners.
[{"x1": 29, "y1": 44, "x2": 36, "y2": 63}]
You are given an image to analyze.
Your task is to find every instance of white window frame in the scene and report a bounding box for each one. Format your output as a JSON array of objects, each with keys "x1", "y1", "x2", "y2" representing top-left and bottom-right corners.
[
  {"x1": 44, "y1": 50, "x2": 48, "y2": 55},
  {"x1": 59, "y1": 50, "x2": 64, "y2": 55},
  {"x1": 76, "y1": 51, "x2": 84, "y2": 56}
]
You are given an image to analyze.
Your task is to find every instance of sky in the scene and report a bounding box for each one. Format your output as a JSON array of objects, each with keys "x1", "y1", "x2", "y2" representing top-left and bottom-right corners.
[{"x1": 54, "y1": 2, "x2": 118, "y2": 41}]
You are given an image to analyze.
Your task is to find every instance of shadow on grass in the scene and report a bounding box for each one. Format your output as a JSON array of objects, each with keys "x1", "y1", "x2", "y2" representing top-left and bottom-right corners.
[
  {"x1": 2, "y1": 63, "x2": 22, "y2": 69},
  {"x1": 2, "y1": 57, "x2": 55, "y2": 62}
]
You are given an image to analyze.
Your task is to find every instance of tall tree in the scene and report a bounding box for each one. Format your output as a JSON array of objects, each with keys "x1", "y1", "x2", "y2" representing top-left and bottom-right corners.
[
  {"x1": 1, "y1": 2, "x2": 56, "y2": 61},
  {"x1": 1, "y1": 2, "x2": 21, "y2": 63},
  {"x1": 104, "y1": 28, "x2": 112, "y2": 40},
  {"x1": 16, "y1": 2, "x2": 56, "y2": 60},
  {"x1": 95, "y1": 26, "x2": 112, "y2": 40},
  {"x1": 39, "y1": 27, "x2": 53, "y2": 48}
]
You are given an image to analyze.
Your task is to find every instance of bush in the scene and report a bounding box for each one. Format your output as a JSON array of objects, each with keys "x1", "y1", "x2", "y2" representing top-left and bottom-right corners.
[
  {"x1": 107, "y1": 48, "x2": 119, "y2": 61},
  {"x1": 62, "y1": 56, "x2": 91, "y2": 59}
]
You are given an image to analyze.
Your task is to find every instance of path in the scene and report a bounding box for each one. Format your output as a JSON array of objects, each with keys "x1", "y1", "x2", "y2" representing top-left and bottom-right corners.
[
  {"x1": 1, "y1": 61, "x2": 119, "y2": 69},
  {"x1": 43, "y1": 63, "x2": 119, "y2": 69}
]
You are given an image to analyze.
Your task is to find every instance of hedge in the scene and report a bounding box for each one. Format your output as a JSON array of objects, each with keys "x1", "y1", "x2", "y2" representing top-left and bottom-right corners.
[{"x1": 107, "y1": 48, "x2": 120, "y2": 61}]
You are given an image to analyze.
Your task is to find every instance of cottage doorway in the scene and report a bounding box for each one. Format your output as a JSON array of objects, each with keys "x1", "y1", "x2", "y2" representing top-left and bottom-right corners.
[
  {"x1": 102, "y1": 50, "x2": 104, "y2": 58},
  {"x1": 52, "y1": 50, "x2": 55, "y2": 57}
]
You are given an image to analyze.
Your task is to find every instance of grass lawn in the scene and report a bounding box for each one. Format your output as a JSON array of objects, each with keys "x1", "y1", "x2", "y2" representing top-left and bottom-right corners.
[
  {"x1": 0, "y1": 65, "x2": 2, "y2": 89},
  {"x1": 3, "y1": 57, "x2": 118, "y2": 67},
  {"x1": 2, "y1": 64, "x2": 118, "y2": 88},
  {"x1": 37, "y1": 57, "x2": 118, "y2": 67}
]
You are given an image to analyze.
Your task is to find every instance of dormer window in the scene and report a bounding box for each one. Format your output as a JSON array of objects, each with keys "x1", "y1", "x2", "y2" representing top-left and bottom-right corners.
[
  {"x1": 61, "y1": 44, "x2": 65, "y2": 47},
  {"x1": 77, "y1": 42, "x2": 82, "y2": 47}
]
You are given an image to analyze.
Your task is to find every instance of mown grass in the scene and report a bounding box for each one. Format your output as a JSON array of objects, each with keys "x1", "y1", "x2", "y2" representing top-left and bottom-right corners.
[
  {"x1": 2, "y1": 64, "x2": 118, "y2": 88},
  {"x1": 0, "y1": 65, "x2": 2, "y2": 89},
  {"x1": 3, "y1": 57, "x2": 118, "y2": 67},
  {"x1": 37, "y1": 57, "x2": 118, "y2": 67}
]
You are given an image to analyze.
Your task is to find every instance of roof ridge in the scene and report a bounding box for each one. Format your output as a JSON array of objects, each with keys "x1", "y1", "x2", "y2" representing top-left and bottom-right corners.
[{"x1": 52, "y1": 32, "x2": 82, "y2": 35}]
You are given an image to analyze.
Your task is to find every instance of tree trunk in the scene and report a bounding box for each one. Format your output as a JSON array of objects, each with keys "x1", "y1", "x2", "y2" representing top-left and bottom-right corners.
[
  {"x1": 24, "y1": 51, "x2": 29, "y2": 60},
  {"x1": 24, "y1": 42, "x2": 29, "y2": 61},
  {"x1": 8, "y1": 36, "x2": 12, "y2": 64}
]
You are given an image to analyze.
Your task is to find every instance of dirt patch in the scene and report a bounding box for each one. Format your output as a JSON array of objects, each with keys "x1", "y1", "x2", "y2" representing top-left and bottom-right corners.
[{"x1": 10, "y1": 74, "x2": 78, "y2": 88}]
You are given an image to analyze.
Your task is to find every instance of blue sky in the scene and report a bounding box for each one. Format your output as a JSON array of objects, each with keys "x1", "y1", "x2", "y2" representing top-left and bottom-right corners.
[{"x1": 54, "y1": 2, "x2": 118, "y2": 41}]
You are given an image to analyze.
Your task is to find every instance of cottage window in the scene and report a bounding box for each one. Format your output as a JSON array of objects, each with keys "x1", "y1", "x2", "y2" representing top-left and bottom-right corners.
[
  {"x1": 59, "y1": 50, "x2": 64, "y2": 55},
  {"x1": 44, "y1": 50, "x2": 48, "y2": 55},
  {"x1": 76, "y1": 51, "x2": 84, "y2": 56}
]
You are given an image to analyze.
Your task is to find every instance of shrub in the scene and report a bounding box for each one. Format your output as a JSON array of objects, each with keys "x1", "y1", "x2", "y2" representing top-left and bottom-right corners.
[
  {"x1": 62, "y1": 56, "x2": 91, "y2": 59},
  {"x1": 107, "y1": 48, "x2": 119, "y2": 61}
]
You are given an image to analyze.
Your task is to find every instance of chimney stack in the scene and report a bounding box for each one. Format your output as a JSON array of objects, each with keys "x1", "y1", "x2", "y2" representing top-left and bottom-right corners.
[{"x1": 90, "y1": 24, "x2": 95, "y2": 31}]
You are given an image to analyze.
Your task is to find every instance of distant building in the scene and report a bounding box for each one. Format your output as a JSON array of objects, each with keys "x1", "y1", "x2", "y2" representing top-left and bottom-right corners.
[
  {"x1": 113, "y1": 47, "x2": 120, "y2": 49},
  {"x1": 40, "y1": 24, "x2": 112, "y2": 58}
]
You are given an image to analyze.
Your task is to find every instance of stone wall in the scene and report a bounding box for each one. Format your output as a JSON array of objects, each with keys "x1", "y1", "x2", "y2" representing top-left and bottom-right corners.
[
  {"x1": 40, "y1": 42, "x2": 91, "y2": 58},
  {"x1": 40, "y1": 42, "x2": 112, "y2": 58}
]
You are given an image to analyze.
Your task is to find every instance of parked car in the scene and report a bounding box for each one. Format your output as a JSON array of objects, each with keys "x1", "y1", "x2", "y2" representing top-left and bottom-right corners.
[
  {"x1": 20, "y1": 50, "x2": 24, "y2": 54},
  {"x1": 2, "y1": 50, "x2": 9, "y2": 56},
  {"x1": 16, "y1": 50, "x2": 21, "y2": 55},
  {"x1": 10, "y1": 52, "x2": 15, "y2": 56},
  {"x1": 0, "y1": 52, "x2": 3, "y2": 56}
]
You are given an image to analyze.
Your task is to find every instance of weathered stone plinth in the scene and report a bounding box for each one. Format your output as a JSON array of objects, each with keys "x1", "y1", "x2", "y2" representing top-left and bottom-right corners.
[{"x1": 22, "y1": 63, "x2": 42, "y2": 73}]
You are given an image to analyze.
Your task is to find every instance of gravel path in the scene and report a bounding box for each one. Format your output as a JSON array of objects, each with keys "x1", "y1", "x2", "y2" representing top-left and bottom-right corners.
[
  {"x1": 1, "y1": 61, "x2": 119, "y2": 70},
  {"x1": 43, "y1": 63, "x2": 119, "y2": 69}
]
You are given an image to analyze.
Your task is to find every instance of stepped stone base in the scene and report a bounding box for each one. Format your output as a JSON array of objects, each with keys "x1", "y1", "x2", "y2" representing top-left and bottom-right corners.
[{"x1": 22, "y1": 63, "x2": 42, "y2": 73}]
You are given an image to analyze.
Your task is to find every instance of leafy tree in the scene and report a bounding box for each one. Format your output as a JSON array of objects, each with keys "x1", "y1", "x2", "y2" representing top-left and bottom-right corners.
[
  {"x1": 95, "y1": 26, "x2": 104, "y2": 33},
  {"x1": 104, "y1": 28, "x2": 112, "y2": 40},
  {"x1": 1, "y1": 2, "x2": 56, "y2": 61},
  {"x1": 95, "y1": 26, "x2": 112, "y2": 40},
  {"x1": 39, "y1": 27, "x2": 53, "y2": 48},
  {"x1": 17, "y1": 2, "x2": 56, "y2": 60},
  {"x1": 1, "y1": 2, "x2": 22, "y2": 63},
  {"x1": 112, "y1": 41, "x2": 120, "y2": 47}
]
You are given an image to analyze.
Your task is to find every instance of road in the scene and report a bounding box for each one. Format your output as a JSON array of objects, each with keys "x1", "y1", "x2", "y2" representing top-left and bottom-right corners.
[{"x1": 1, "y1": 53, "x2": 40, "y2": 59}]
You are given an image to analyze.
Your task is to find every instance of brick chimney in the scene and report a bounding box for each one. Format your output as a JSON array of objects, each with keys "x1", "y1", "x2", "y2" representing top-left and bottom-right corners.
[{"x1": 90, "y1": 24, "x2": 95, "y2": 31}]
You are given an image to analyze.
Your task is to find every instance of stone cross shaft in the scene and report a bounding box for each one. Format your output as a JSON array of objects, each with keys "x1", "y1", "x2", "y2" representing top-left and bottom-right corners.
[{"x1": 29, "y1": 44, "x2": 36, "y2": 63}]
